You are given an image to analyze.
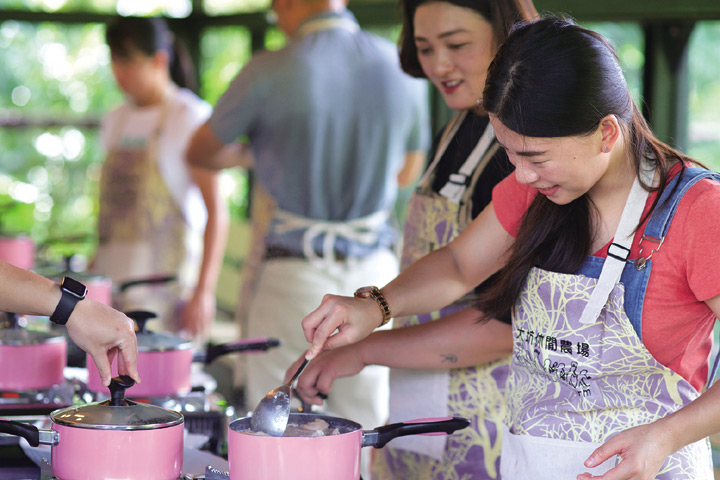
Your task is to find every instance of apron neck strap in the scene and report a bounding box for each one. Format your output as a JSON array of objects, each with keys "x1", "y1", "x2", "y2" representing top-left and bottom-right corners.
[
  {"x1": 295, "y1": 15, "x2": 359, "y2": 37},
  {"x1": 437, "y1": 120, "x2": 495, "y2": 203},
  {"x1": 579, "y1": 162, "x2": 655, "y2": 324},
  {"x1": 108, "y1": 85, "x2": 174, "y2": 151}
]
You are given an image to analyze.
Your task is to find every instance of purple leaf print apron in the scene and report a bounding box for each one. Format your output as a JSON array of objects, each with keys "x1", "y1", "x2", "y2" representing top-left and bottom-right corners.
[
  {"x1": 500, "y1": 166, "x2": 719, "y2": 479},
  {"x1": 375, "y1": 111, "x2": 510, "y2": 479}
]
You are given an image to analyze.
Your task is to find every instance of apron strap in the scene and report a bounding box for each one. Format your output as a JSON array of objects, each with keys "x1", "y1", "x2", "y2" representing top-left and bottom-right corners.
[
  {"x1": 109, "y1": 85, "x2": 174, "y2": 149},
  {"x1": 579, "y1": 164, "x2": 655, "y2": 324},
  {"x1": 272, "y1": 209, "x2": 390, "y2": 271},
  {"x1": 438, "y1": 121, "x2": 495, "y2": 203},
  {"x1": 417, "y1": 111, "x2": 467, "y2": 188},
  {"x1": 295, "y1": 16, "x2": 359, "y2": 36}
]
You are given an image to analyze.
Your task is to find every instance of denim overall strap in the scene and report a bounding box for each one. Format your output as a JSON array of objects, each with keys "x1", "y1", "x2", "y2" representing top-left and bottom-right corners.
[
  {"x1": 578, "y1": 167, "x2": 720, "y2": 382},
  {"x1": 642, "y1": 167, "x2": 720, "y2": 241},
  {"x1": 644, "y1": 167, "x2": 720, "y2": 384}
]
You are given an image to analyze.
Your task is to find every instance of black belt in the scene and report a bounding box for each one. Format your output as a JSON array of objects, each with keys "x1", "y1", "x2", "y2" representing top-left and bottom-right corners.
[{"x1": 264, "y1": 246, "x2": 348, "y2": 262}]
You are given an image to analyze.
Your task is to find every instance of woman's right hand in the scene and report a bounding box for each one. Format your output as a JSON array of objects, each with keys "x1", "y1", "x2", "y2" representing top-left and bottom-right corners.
[
  {"x1": 301, "y1": 293, "x2": 385, "y2": 360},
  {"x1": 289, "y1": 345, "x2": 367, "y2": 406}
]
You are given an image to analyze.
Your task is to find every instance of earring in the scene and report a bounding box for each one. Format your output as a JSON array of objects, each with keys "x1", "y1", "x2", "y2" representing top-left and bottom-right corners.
[
  {"x1": 603, "y1": 146, "x2": 610, "y2": 153},
  {"x1": 476, "y1": 98, "x2": 482, "y2": 106}
]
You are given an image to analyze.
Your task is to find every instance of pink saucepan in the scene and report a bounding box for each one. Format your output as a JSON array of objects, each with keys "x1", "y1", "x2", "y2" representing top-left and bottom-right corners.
[
  {"x1": 0, "y1": 375, "x2": 184, "y2": 480},
  {"x1": 87, "y1": 310, "x2": 281, "y2": 397},
  {"x1": 0, "y1": 313, "x2": 66, "y2": 391},
  {"x1": 0, "y1": 235, "x2": 35, "y2": 270},
  {"x1": 228, "y1": 413, "x2": 469, "y2": 479}
]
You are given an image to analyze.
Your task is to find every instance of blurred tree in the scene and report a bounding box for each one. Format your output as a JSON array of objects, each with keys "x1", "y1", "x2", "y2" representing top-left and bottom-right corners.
[{"x1": 0, "y1": 11, "x2": 718, "y2": 267}]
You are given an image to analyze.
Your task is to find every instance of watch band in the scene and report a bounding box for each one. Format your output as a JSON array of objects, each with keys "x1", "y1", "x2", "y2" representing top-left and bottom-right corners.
[
  {"x1": 354, "y1": 286, "x2": 392, "y2": 327},
  {"x1": 50, "y1": 277, "x2": 88, "y2": 326}
]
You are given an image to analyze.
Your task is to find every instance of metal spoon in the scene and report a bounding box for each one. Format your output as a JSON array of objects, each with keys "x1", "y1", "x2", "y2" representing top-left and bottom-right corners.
[{"x1": 250, "y1": 357, "x2": 309, "y2": 436}]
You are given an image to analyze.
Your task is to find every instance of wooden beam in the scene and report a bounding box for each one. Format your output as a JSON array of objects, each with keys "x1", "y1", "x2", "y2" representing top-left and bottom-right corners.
[
  {"x1": 532, "y1": 0, "x2": 720, "y2": 21},
  {"x1": 0, "y1": 9, "x2": 269, "y2": 29},
  {"x1": 642, "y1": 21, "x2": 695, "y2": 150},
  {"x1": 3, "y1": 1, "x2": 720, "y2": 26}
]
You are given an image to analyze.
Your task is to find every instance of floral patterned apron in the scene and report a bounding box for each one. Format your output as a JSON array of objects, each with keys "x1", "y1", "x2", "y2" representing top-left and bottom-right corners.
[
  {"x1": 375, "y1": 111, "x2": 511, "y2": 479},
  {"x1": 501, "y1": 167, "x2": 719, "y2": 479},
  {"x1": 95, "y1": 91, "x2": 190, "y2": 329}
]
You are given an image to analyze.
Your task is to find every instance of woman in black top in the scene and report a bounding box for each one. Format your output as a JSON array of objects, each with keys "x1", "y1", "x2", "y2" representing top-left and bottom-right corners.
[{"x1": 292, "y1": 0, "x2": 537, "y2": 478}]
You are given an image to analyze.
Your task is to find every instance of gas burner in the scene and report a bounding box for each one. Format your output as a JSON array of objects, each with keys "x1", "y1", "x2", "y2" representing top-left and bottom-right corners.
[
  {"x1": 85, "y1": 388, "x2": 229, "y2": 414},
  {"x1": 0, "y1": 379, "x2": 79, "y2": 416}
]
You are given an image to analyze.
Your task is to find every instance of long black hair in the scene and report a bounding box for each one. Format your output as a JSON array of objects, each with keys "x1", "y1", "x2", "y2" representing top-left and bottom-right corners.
[
  {"x1": 106, "y1": 16, "x2": 197, "y2": 93},
  {"x1": 475, "y1": 17, "x2": 693, "y2": 323},
  {"x1": 397, "y1": 0, "x2": 539, "y2": 78}
]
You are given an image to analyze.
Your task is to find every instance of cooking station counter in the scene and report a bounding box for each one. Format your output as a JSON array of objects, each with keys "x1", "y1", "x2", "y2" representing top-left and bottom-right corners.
[{"x1": 0, "y1": 439, "x2": 229, "y2": 480}]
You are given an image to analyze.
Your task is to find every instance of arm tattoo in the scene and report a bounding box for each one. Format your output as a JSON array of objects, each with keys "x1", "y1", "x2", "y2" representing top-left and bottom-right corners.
[{"x1": 441, "y1": 353, "x2": 458, "y2": 363}]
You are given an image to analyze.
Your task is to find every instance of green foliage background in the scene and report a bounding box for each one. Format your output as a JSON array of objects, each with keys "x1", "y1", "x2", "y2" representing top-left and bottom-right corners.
[{"x1": 0, "y1": 7, "x2": 719, "y2": 266}]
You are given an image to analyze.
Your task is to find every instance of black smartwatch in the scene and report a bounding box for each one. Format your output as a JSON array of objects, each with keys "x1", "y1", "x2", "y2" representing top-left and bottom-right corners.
[{"x1": 50, "y1": 277, "x2": 88, "y2": 325}]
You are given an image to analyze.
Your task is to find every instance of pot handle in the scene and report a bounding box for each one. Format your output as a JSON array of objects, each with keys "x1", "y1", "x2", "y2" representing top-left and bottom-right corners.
[
  {"x1": 361, "y1": 416, "x2": 470, "y2": 449},
  {"x1": 194, "y1": 337, "x2": 282, "y2": 364},
  {"x1": 3, "y1": 312, "x2": 20, "y2": 329},
  {"x1": 109, "y1": 374, "x2": 136, "y2": 406},
  {"x1": 117, "y1": 275, "x2": 177, "y2": 293},
  {"x1": 125, "y1": 310, "x2": 158, "y2": 333},
  {"x1": 0, "y1": 419, "x2": 58, "y2": 447}
]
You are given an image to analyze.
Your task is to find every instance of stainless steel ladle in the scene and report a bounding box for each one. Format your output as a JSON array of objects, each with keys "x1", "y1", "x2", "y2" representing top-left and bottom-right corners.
[{"x1": 250, "y1": 357, "x2": 310, "y2": 436}]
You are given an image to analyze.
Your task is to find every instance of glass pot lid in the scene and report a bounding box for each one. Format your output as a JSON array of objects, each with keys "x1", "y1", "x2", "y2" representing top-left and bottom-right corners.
[
  {"x1": 128, "y1": 310, "x2": 192, "y2": 352},
  {"x1": 51, "y1": 376, "x2": 183, "y2": 430},
  {"x1": 0, "y1": 313, "x2": 65, "y2": 346}
]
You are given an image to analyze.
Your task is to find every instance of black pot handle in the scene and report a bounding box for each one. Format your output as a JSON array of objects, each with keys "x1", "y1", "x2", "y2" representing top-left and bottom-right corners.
[
  {"x1": 109, "y1": 374, "x2": 136, "y2": 406},
  {"x1": 361, "y1": 416, "x2": 470, "y2": 449},
  {"x1": 117, "y1": 275, "x2": 177, "y2": 293},
  {"x1": 3, "y1": 312, "x2": 20, "y2": 329},
  {"x1": 194, "y1": 337, "x2": 282, "y2": 364},
  {"x1": 125, "y1": 310, "x2": 158, "y2": 334},
  {"x1": 0, "y1": 419, "x2": 40, "y2": 447}
]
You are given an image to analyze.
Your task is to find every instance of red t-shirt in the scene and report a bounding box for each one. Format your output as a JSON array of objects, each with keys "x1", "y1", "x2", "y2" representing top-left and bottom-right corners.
[{"x1": 493, "y1": 165, "x2": 720, "y2": 391}]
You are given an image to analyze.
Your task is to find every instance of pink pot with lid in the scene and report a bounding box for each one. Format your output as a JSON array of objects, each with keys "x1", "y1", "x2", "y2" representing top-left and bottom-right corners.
[
  {"x1": 227, "y1": 413, "x2": 470, "y2": 479},
  {"x1": 0, "y1": 375, "x2": 184, "y2": 479},
  {"x1": 87, "y1": 310, "x2": 281, "y2": 397},
  {"x1": 0, "y1": 235, "x2": 35, "y2": 270},
  {"x1": 0, "y1": 313, "x2": 66, "y2": 391},
  {"x1": 83, "y1": 274, "x2": 112, "y2": 306}
]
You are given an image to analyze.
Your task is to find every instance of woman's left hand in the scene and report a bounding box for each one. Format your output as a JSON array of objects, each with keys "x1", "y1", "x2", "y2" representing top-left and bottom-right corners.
[
  {"x1": 181, "y1": 289, "x2": 216, "y2": 339},
  {"x1": 577, "y1": 422, "x2": 673, "y2": 480},
  {"x1": 288, "y1": 344, "x2": 367, "y2": 406}
]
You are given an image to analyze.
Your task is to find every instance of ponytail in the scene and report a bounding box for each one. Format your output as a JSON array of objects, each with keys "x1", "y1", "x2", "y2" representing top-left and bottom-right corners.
[{"x1": 168, "y1": 37, "x2": 198, "y2": 93}]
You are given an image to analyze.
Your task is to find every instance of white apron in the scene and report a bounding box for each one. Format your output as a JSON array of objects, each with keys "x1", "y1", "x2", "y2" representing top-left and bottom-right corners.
[{"x1": 95, "y1": 89, "x2": 195, "y2": 330}]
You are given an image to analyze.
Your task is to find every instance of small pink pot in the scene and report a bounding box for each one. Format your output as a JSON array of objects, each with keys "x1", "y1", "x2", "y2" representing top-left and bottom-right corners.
[
  {"x1": 87, "y1": 337, "x2": 281, "y2": 397},
  {"x1": 86, "y1": 311, "x2": 282, "y2": 397},
  {"x1": 0, "y1": 375, "x2": 184, "y2": 480},
  {"x1": 83, "y1": 275, "x2": 112, "y2": 306},
  {"x1": 0, "y1": 316, "x2": 66, "y2": 391},
  {"x1": 228, "y1": 413, "x2": 469, "y2": 480},
  {"x1": 87, "y1": 346, "x2": 193, "y2": 397},
  {"x1": 0, "y1": 235, "x2": 35, "y2": 270}
]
